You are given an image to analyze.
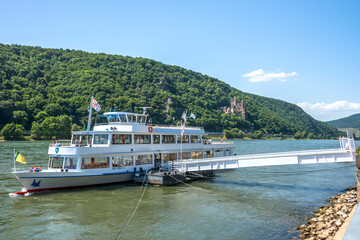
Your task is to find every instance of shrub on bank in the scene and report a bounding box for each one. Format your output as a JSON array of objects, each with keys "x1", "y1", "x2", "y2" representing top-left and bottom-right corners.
[{"x1": 1, "y1": 123, "x2": 25, "y2": 140}]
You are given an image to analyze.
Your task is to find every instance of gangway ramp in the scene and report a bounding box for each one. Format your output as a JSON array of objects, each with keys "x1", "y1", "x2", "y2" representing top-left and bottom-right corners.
[{"x1": 172, "y1": 137, "x2": 356, "y2": 173}]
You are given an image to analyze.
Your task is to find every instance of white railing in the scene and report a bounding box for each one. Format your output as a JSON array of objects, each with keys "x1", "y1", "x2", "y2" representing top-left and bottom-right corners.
[
  {"x1": 339, "y1": 137, "x2": 356, "y2": 151},
  {"x1": 172, "y1": 137, "x2": 356, "y2": 173},
  {"x1": 150, "y1": 124, "x2": 204, "y2": 130},
  {"x1": 161, "y1": 161, "x2": 173, "y2": 171},
  {"x1": 49, "y1": 142, "x2": 71, "y2": 147},
  {"x1": 209, "y1": 141, "x2": 234, "y2": 145}
]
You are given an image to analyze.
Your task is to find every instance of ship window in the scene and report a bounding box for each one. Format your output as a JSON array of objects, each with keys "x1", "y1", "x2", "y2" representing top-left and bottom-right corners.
[
  {"x1": 162, "y1": 153, "x2": 177, "y2": 163},
  {"x1": 154, "y1": 153, "x2": 161, "y2": 160},
  {"x1": 81, "y1": 157, "x2": 109, "y2": 169},
  {"x1": 112, "y1": 134, "x2": 132, "y2": 144},
  {"x1": 137, "y1": 116, "x2": 146, "y2": 124},
  {"x1": 119, "y1": 114, "x2": 127, "y2": 123},
  {"x1": 72, "y1": 134, "x2": 92, "y2": 146},
  {"x1": 179, "y1": 152, "x2": 190, "y2": 159},
  {"x1": 51, "y1": 156, "x2": 64, "y2": 168},
  {"x1": 134, "y1": 135, "x2": 151, "y2": 144},
  {"x1": 113, "y1": 155, "x2": 133, "y2": 167},
  {"x1": 135, "y1": 154, "x2": 152, "y2": 165},
  {"x1": 206, "y1": 151, "x2": 213, "y2": 158},
  {"x1": 177, "y1": 135, "x2": 189, "y2": 143},
  {"x1": 93, "y1": 134, "x2": 109, "y2": 145},
  {"x1": 192, "y1": 152, "x2": 203, "y2": 159},
  {"x1": 191, "y1": 135, "x2": 201, "y2": 143},
  {"x1": 153, "y1": 135, "x2": 160, "y2": 144},
  {"x1": 127, "y1": 115, "x2": 136, "y2": 122},
  {"x1": 162, "y1": 135, "x2": 176, "y2": 144},
  {"x1": 64, "y1": 157, "x2": 77, "y2": 169},
  {"x1": 107, "y1": 114, "x2": 119, "y2": 122}
]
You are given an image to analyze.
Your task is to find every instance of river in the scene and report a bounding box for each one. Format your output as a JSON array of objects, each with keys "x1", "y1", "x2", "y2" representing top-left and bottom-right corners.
[{"x1": 0, "y1": 139, "x2": 358, "y2": 239}]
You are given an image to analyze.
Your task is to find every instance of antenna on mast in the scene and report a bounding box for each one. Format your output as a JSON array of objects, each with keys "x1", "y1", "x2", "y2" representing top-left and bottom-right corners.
[{"x1": 139, "y1": 107, "x2": 152, "y2": 115}]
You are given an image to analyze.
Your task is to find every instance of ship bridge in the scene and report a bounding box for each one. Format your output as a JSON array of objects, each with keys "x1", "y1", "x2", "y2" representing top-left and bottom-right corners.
[
  {"x1": 93, "y1": 112, "x2": 149, "y2": 132},
  {"x1": 103, "y1": 112, "x2": 148, "y2": 125}
]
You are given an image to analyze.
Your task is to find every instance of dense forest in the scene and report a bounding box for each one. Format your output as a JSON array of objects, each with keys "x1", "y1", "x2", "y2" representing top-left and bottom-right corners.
[
  {"x1": 0, "y1": 43, "x2": 339, "y2": 139},
  {"x1": 327, "y1": 113, "x2": 360, "y2": 129}
]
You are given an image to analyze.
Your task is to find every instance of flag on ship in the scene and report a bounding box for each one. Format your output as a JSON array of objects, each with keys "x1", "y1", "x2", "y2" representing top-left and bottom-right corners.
[
  {"x1": 15, "y1": 150, "x2": 26, "y2": 164},
  {"x1": 190, "y1": 112, "x2": 196, "y2": 119},
  {"x1": 224, "y1": 134, "x2": 227, "y2": 141},
  {"x1": 92, "y1": 98, "x2": 101, "y2": 112}
]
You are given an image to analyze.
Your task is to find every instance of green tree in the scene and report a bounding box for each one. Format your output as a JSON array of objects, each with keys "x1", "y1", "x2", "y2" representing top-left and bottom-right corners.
[
  {"x1": 40, "y1": 117, "x2": 61, "y2": 139},
  {"x1": 34, "y1": 111, "x2": 49, "y2": 123},
  {"x1": 230, "y1": 128, "x2": 240, "y2": 138},
  {"x1": 1, "y1": 123, "x2": 25, "y2": 140},
  {"x1": 71, "y1": 123, "x2": 81, "y2": 132},
  {"x1": 238, "y1": 130, "x2": 245, "y2": 139},
  {"x1": 307, "y1": 132, "x2": 314, "y2": 139},
  {"x1": 32, "y1": 115, "x2": 72, "y2": 139},
  {"x1": 58, "y1": 115, "x2": 72, "y2": 139},
  {"x1": 254, "y1": 130, "x2": 263, "y2": 139},
  {"x1": 45, "y1": 103, "x2": 63, "y2": 116},
  {"x1": 279, "y1": 132, "x2": 284, "y2": 139},
  {"x1": 30, "y1": 121, "x2": 42, "y2": 140},
  {"x1": 223, "y1": 129, "x2": 232, "y2": 139},
  {"x1": 248, "y1": 133, "x2": 255, "y2": 139},
  {"x1": 293, "y1": 131, "x2": 302, "y2": 139},
  {"x1": 13, "y1": 110, "x2": 28, "y2": 128}
]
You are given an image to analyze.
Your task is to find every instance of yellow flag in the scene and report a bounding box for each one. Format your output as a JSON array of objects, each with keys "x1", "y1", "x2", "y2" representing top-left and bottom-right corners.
[{"x1": 15, "y1": 150, "x2": 26, "y2": 164}]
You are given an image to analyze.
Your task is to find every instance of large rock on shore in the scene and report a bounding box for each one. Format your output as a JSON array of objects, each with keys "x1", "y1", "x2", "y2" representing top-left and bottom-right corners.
[{"x1": 298, "y1": 188, "x2": 357, "y2": 240}]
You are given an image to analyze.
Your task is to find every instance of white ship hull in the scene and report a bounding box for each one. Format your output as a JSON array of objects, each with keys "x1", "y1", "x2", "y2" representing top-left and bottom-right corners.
[{"x1": 13, "y1": 170, "x2": 138, "y2": 192}]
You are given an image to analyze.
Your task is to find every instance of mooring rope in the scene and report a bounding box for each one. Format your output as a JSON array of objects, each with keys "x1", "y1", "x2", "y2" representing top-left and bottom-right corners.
[
  {"x1": 114, "y1": 172, "x2": 149, "y2": 240},
  {"x1": 168, "y1": 174, "x2": 211, "y2": 193},
  {"x1": 186, "y1": 171, "x2": 207, "y2": 178}
]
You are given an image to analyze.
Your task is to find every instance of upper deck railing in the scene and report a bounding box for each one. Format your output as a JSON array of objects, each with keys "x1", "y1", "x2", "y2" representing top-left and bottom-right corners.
[{"x1": 94, "y1": 122, "x2": 204, "y2": 130}]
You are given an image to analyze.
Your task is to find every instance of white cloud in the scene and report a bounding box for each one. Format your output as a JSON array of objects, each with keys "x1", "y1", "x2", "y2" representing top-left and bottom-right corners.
[
  {"x1": 243, "y1": 69, "x2": 297, "y2": 82},
  {"x1": 297, "y1": 101, "x2": 360, "y2": 121}
]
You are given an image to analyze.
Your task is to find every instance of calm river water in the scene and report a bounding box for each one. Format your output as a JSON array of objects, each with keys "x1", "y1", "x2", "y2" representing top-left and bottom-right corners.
[{"x1": 0, "y1": 139, "x2": 358, "y2": 239}]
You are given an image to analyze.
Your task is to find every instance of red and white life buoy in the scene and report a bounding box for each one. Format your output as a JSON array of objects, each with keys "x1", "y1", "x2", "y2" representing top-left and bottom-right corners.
[
  {"x1": 148, "y1": 126, "x2": 153, "y2": 133},
  {"x1": 29, "y1": 167, "x2": 42, "y2": 172}
]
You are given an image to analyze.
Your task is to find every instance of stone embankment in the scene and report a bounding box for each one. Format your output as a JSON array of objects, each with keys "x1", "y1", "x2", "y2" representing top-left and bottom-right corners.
[{"x1": 298, "y1": 188, "x2": 357, "y2": 240}]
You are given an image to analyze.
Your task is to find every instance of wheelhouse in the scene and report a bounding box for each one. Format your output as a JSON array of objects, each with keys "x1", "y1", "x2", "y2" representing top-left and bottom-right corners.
[{"x1": 103, "y1": 112, "x2": 148, "y2": 125}]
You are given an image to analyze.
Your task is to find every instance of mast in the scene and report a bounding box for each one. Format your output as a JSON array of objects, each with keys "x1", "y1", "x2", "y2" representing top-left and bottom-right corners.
[
  {"x1": 180, "y1": 111, "x2": 187, "y2": 173},
  {"x1": 87, "y1": 96, "x2": 93, "y2": 132}
]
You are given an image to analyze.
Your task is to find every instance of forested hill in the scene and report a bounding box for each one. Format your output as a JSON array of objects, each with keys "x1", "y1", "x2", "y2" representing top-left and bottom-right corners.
[
  {"x1": 327, "y1": 113, "x2": 360, "y2": 129},
  {"x1": 0, "y1": 43, "x2": 337, "y2": 138}
]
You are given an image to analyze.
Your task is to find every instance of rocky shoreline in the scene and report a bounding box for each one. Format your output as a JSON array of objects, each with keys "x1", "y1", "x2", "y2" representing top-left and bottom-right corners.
[{"x1": 297, "y1": 187, "x2": 358, "y2": 240}]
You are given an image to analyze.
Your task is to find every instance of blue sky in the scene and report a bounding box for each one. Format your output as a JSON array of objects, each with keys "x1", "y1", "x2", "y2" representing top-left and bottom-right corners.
[{"x1": 1, "y1": 0, "x2": 359, "y2": 121}]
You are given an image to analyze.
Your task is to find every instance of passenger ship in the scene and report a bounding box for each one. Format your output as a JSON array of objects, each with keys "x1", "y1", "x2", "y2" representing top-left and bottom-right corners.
[{"x1": 12, "y1": 110, "x2": 234, "y2": 193}]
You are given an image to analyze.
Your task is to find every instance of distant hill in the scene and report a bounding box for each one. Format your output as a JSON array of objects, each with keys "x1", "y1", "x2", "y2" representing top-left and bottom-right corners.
[
  {"x1": 0, "y1": 43, "x2": 338, "y2": 138},
  {"x1": 327, "y1": 113, "x2": 360, "y2": 129}
]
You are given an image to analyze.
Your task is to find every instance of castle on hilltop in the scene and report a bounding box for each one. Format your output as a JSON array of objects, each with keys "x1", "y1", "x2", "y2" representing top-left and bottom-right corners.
[{"x1": 222, "y1": 97, "x2": 247, "y2": 120}]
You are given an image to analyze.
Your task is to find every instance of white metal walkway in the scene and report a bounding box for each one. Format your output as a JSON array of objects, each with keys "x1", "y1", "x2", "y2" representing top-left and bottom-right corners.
[{"x1": 170, "y1": 137, "x2": 356, "y2": 173}]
